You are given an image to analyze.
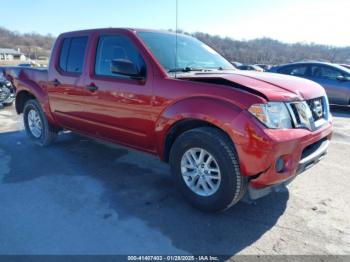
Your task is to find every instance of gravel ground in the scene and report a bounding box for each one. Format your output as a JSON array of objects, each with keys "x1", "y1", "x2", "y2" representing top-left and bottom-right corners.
[{"x1": 0, "y1": 105, "x2": 349, "y2": 256}]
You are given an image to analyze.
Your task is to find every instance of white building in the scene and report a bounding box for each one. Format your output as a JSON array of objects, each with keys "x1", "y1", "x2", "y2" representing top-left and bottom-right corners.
[{"x1": 0, "y1": 48, "x2": 26, "y2": 61}]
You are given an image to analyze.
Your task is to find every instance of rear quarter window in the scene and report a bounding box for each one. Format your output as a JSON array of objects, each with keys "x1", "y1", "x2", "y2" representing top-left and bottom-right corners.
[
  {"x1": 59, "y1": 39, "x2": 70, "y2": 71},
  {"x1": 58, "y1": 36, "x2": 88, "y2": 74}
]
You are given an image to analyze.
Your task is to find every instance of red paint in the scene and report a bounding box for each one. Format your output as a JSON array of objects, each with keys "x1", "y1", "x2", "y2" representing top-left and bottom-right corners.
[{"x1": 10, "y1": 28, "x2": 332, "y2": 189}]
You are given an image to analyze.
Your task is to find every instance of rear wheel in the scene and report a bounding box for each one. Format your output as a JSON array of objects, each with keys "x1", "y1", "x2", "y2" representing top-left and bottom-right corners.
[
  {"x1": 169, "y1": 127, "x2": 247, "y2": 212},
  {"x1": 23, "y1": 99, "x2": 58, "y2": 146}
]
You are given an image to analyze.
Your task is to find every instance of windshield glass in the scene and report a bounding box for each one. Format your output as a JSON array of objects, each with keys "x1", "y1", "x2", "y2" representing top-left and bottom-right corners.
[{"x1": 137, "y1": 31, "x2": 234, "y2": 72}]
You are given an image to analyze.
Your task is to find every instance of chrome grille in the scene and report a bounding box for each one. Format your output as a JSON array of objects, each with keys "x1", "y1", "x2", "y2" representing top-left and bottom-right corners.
[
  {"x1": 287, "y1": 96, "x2": 329, "y2": 131},
  {"x1": 307, "y1": 97, "x2": 324, "y2": 121}
]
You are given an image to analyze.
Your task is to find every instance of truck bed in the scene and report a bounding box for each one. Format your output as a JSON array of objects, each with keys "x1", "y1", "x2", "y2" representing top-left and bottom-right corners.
[{"x1": 1, "y1": 66, "x2": 48, "y2": 88}]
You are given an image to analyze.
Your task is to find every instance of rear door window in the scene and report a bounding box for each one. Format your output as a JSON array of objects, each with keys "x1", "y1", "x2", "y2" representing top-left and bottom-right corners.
[{"x1": 59, "y1": 36, "x2": 88, "y2": 74}]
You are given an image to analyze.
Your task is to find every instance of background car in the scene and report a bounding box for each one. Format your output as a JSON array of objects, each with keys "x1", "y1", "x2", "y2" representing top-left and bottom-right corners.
[
  {"x1": 17, "y1": 61, "x2": 40, "y2": 67},
  {"x1": 230, "y1": 61, "x2": 242, "y2": 68},
  {"x1": 269, "y1": 62, "x2": 350, "y2": 105},
  {"x1": 340, "y1": 64, "x2": 350, "y2": 70},
  {"x1": 0, "y1": 71, "x2": 15, "y2": 108},
  {"x1": 237, "y1": 64, "x2": 264, "y2": 72},
  {"x1": 255, "y1": 64, "x2": 271, "y2": 71},
  {"x1": 17, "y1": 63, "x2": 33, "y2": 67}
]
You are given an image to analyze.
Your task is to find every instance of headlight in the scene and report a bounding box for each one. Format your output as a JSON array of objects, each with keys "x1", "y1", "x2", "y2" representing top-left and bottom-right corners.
[
  {"x1": 248, "y1": 102, "x2": 292, "y2": 129},
  {"x1": 6, "y1": 82, "x2": 11, "y2": 87}
]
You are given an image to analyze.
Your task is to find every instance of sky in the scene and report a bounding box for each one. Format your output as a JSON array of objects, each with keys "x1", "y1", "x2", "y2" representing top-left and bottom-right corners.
[{"x1": 1, "y1": 0, "x2": 349, "y2": 47}]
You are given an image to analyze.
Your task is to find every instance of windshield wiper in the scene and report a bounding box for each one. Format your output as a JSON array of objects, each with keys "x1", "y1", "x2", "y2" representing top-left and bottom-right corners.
[
  {"x1": 215, "y1": 67, "x2": 236, "y2": 71},
  {"x1": 168, "y1": 67, "x2": 207, "y2": 73},
  {"x1": 168, "y1": 67, "x2": 235, "y2": 73}
]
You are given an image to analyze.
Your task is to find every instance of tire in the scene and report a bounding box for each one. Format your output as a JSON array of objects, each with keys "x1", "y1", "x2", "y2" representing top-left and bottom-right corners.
[
  {"x1": 23, "y1": 99, "x2": 58, "y2": 146},
  {"x1": 169, "y1": 127, "x2": 247, "y2": 212}
]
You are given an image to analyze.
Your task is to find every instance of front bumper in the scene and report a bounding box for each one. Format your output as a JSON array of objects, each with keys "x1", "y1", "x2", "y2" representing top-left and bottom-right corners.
[
  {"x1": 296, "y1": 138, "x2": 329, "y2": 175},
  {"x1": 230, "y1": 111, "x2": 332, "y2": 198},
  {"x1": 247, "y1": 138, "x2": 329, "y2": 200}
]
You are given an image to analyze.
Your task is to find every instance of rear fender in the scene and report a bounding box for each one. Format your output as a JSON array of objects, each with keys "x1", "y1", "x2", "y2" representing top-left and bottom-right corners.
[{"x1": 15, "y1": 75, "x2": 57, "y2": 126}]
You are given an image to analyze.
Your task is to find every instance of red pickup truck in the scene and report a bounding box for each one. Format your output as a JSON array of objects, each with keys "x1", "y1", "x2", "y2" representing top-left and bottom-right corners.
[{"x1": 6, "y1": 28, "x2": 332, "y2": 211}]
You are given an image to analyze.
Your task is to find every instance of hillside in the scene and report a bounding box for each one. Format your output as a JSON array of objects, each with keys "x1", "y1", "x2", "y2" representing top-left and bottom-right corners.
[
  {"x1": 194, "y1": 32, "x2": 350, "y2": 65},
  {"x1": 0, "y1": 27, "x2": 55, "y2": 59},
  {"x1": 1, "y1": 27, "x2": 350, "y2": 65}
]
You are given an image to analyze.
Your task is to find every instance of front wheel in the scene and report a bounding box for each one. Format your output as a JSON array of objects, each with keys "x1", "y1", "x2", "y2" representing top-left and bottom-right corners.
[
  {"x1": 23, "y1": 99, "x2": 58, "y2": 146},
  {"x1": 169, "y1": 127, "x2": 247, "y2": 212}
]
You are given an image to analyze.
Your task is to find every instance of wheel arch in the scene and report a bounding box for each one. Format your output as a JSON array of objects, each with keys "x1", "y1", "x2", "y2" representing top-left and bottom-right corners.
[
  {"x1": 15, "y1": 81, "x2": 59, "y2": 127},
  {"x1": 163, "y1": 118, "x2": 229, "y2": 162},
  {"x1": 15, "y1": 90, "x2": 36, "y2": 114},
  {"x1": 156, "y1": 97, "x2": 243, "y2": 162}
]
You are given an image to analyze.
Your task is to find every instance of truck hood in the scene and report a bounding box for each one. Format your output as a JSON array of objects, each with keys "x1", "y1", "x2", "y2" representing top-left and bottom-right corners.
[{"x1": 179, "y1": 71, "x2": 326, "y2": 101}]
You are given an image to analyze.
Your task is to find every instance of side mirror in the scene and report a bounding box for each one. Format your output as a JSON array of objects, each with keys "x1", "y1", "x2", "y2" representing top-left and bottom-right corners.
[
  {"x1": 111, "y1": 59, "x2": 144, "y2": 80},
  {"x1": 336, "y1": 75, "x2": 350, "y2": 81}
]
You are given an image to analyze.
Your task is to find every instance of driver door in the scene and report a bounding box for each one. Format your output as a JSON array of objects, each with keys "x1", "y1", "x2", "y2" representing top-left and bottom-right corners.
[{"x1": 80, "y1": 33, "x2": 155, "y2": 151}]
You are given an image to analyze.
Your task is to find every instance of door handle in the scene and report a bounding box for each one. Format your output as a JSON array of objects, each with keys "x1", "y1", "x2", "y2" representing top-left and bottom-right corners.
[
  {"x1": 85, "y1": 84, "x2": 98, "y2": 92},
  {"x1": 50, "y1": 79, "x2": 61, "y2": 86}
]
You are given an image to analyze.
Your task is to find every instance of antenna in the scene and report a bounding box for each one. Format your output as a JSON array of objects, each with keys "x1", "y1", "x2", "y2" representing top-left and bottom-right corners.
[{"x1": 175, "y1": 0, "x2": 178, "y2": 78}]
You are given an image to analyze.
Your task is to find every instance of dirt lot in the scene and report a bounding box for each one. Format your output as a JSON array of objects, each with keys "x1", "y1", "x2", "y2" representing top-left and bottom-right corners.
[
  {"x1": 0, "y1": 60, "x2": 48, "y2": 66},
  {"x1": 0, "y1": 105, "x2": 349, "y2": 256}
]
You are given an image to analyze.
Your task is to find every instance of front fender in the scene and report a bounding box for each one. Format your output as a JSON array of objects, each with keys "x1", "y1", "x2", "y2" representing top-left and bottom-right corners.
[{"x1": 155, "y1": 96, "x2": 244, "y2": 158}]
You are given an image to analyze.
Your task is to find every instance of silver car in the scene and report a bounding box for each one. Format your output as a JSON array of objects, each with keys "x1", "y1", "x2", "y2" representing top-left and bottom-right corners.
[{"x1": 270, "y1": 62, "x2": 350, "y2": 105}]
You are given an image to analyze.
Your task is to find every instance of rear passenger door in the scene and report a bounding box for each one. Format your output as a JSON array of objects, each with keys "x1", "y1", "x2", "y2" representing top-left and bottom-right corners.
[{"x1": 48, "y1": 36, "x2": 90, "y2": 129}]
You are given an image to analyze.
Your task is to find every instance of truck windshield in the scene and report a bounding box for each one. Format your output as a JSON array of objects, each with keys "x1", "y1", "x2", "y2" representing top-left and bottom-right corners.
[{"x1": 137, "y1": 31, "x2": 234, "y2": 73}]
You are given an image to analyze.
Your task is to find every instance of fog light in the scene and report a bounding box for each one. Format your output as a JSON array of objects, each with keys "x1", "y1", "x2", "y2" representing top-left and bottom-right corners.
[{"x1": 275, "y1": 157, "x2": 285, "y2": 173}]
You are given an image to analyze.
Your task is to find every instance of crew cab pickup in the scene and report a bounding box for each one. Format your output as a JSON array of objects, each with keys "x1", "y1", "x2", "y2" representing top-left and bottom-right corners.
[{"x1": 6, "y1": 28, "x2": 332, "y2": 211}]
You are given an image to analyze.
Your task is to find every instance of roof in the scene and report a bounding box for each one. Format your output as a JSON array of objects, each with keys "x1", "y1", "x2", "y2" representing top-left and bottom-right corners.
[
  {"x1": 274, "y1": 61, "x2": 350, "y2": 73},
  {"x1": 58, "y1": 27, "x2": 180, "y2": 37},
  {"x1": 0, "y1": 48, "x2": 23, "y2": 55}
]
